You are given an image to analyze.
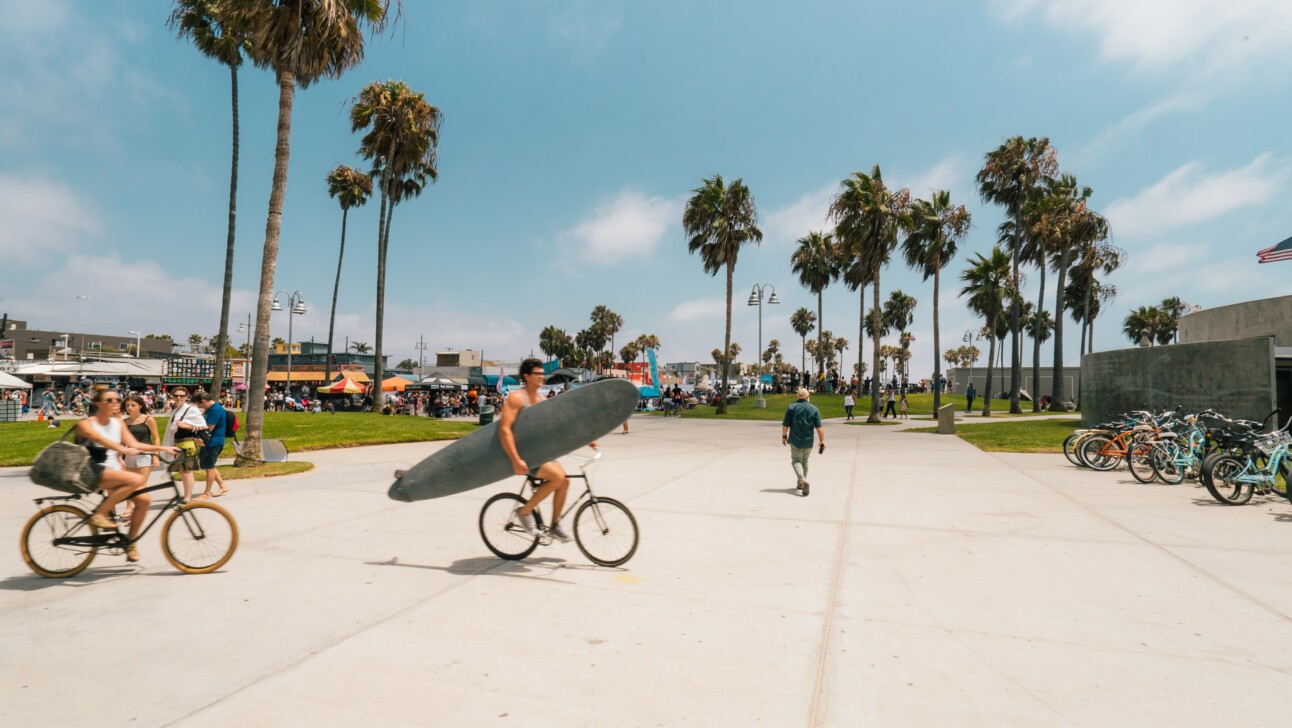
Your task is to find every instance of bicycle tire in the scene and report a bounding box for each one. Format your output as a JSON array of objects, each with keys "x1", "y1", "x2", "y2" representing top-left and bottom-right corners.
[
  {"x1": 21, "y1": 504, "x2": 99, "y2": 578},
  {"x1": 1079, "y1": 436, "x2": 1117, "y2": 471},
  {"x1": 479, "y1": 493, "x2": 540, "y2": 560},
  {"x1": 1151, "y1": 445, "x2": 1186, "y2": 485},
  {"x1": 1128, "y1": 442, "x2": 1158, "y2": 483},
  {"x1": 161, "y1": 501, "x2": 238, "y2": 574},
  {"x1": 1063, "y1": 433, "x2": 1087, "y2": 467},
  {"x1": 573, "y1": 497, "x2": 639, "y2": 567},
  {"x1": 1202, "y1": 456, "x2": 1253, "y2": 505}
]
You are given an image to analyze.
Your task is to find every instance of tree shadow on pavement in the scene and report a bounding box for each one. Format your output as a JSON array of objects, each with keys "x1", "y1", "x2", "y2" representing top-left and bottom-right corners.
[{"x1": 364, "y1": 555, "x2": 623, "y2": 583}]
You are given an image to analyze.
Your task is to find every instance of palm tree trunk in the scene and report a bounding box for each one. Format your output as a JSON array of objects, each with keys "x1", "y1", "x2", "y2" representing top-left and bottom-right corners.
[
  {"x1": 238, "y1": 69, "x2": 294, "y2": 466},
  {"x1": 800, "y1": 334, "x2": 806, "y2": 378},
  {"x1": 1051, "y1": 250, "x2": 1069, "y2": 405},
  {"x1": 374, "y1": 200, "x2": 394, "y2": 408},
  {"x1": 932, "y1": 267, "x2": 941, "y2": 412},
  {"x1": 868, "y1": 266, "x2": 882, "y2": 423},
  {"x1": 1031, "y1": 255, "x2": 1045, "y2": 411},
  {"x1": 210, "y1": 63, "x2": 240, "y2": 400},
  {"x1": 816, "y1": 290, "x2": 823, "y2": 390},
  {"x1": 858, "y1": 283, "x2": 865, "y2": 392},
  {"x1": 1009, "y1": 207, "x2": 1023, "y2": 414},
  {"x1": 325, "y1": 206, "x2": 348, "y2": 385},
  {"x1": 983, "y1": 320, "x2": 996, "y2": 416},
  {"x1": 719, "y1": 262, "x2": 733, "y2": 415}
]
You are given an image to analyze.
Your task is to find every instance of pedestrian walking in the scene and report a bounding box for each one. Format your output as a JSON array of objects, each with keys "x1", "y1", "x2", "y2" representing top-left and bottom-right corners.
[
  {"x1": 192, "y1": 392, "x2": 228, "y2": 500},
  {"x1": 843, "y1": 392, "x2": 855, "y2": 421},
  {"x1": 966, "y1": 382, "x2": 977, "y2": 415},
  {"x1": 899, "y1": 393, "x2": 909, "y2": 419},
  {"x1": 781, "y1": 387, "x2": 824, "y2": 497},
  {"x1": 884, "y1": 388, "x2": 897, "y2": 418}
]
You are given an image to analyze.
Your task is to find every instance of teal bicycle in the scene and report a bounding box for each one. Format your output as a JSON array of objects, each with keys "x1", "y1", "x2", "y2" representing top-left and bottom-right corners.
[{"x1": 1200, "y1": 421, "x2": 1292, "y2": 506}]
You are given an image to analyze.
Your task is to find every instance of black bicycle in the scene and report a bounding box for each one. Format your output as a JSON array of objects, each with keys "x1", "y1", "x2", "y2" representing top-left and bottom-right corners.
[
  {"x1": 478, "y1": 450, "x2": 639, "y2": 567},
  {"x1": 20, "y1": 457, "x2": 239, "y2": 578}
]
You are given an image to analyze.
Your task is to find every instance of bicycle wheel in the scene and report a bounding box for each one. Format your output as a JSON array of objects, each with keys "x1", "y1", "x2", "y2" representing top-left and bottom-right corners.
[
  {"x1": 1151, "y1": 446, "x2": 1185, "y2": 485},
  {"x1": 479, "y1": 493, "x2": 540, "y2": 560},
  {"x1": 573, "y1": 497, "x2": 639, "y2": 567},
  {"x1": 1063, "y1": 433, "x2": 1087, "y2": 467},
  {"x1": 21, "y1": 504, "x2": 99, "y2": 578},
  {"x1": 1079, "y1": 436, "x2": 1117, "y2": 471},
  {"x1": 1128, "y1": 442, "x2": 1158, "y2": 483},
  {"x1": 161, "y1": 501, "x2": 238, "y2": 574},
  {"x1": 1202, "y1": 456, "x2": 1253, "y2": 505}
]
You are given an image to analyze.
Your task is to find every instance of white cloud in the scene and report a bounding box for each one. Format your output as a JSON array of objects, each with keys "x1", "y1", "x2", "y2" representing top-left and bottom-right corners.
[
  {"x1": 668, "y1": 298, "x2": 726, "y2": 323},
  {"x1": 903, "y1": 156, "x2": 968, "y2": 201},
  {"x1": 0, "y1": 175, "x2": 101, "y2": 263},
  {"x1": 1104, "y1": 154, "x2": 1289, "y2": 240},
  {"x1": 994, "y1": 0, "x2": 1292, "y2": 78},
  {"x1": 1075, "y1": 92, "x2": 1209, "y2": 161},
  {"x1": 762, "y1": 183, "x2": 835, "y2": 246},
  {"x1": 558, "y1": 190, "x2": 680, "y2": 265}
]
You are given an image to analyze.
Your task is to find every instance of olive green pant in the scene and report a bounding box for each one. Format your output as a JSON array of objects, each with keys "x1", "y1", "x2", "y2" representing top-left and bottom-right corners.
[{"x1": 790, "y1": 446, "x2": 812, "y2": 485}]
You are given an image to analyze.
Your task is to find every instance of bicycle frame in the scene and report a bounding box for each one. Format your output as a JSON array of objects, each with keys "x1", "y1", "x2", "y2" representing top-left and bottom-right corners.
[
  {"x1": 35, "y1": 480, "x2": 192, "y2": 550},
  {"x1": 1229, "y1": 445, "x2": 1289, "y2": 488}
]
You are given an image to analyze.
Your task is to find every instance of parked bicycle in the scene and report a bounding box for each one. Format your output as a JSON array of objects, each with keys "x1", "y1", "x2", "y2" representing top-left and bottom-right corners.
[
  {"x1": 478, "y1": 450, "x2": 638, "y2": 567},
  {"x1": 20, "y1": 455, "x2": 238, "y2": 578}
]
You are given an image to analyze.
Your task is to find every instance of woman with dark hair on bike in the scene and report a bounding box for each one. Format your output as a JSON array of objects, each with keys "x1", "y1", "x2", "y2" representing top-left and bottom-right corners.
[{"x1": 78, "y1": 389, "x2": 178, "y2": 561}]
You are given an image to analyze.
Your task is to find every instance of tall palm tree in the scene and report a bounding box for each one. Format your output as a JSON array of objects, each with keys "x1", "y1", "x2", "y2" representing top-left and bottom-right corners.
[
  {"x1": 1067, "y1": 238, "x2": 1124, "y2": 357},
  {"x1": 960, "y1": 247, "x2": 1012, "y2": 416},
  {"x1": 1047, "y1": 176, "x2": 1104, "y2": 405},
  {"x1": 351, "y1": 79, "x2": 442, "y2": 408},
  {"x1": 790, "y1": 231, "x2": 839, "y2": 385},
  {"x1": 682, "y1": 175, "x2": 763, "y2": 414},
  {"x1": 976, "y1": 136, "x2": 1059, "y2": 413},
  {"x1": 591, "y1": 306, "x2": 624, "y2": 361},
  {"x1": 324, "y1": 164, "x2": 372, "y2": 383},
  {"x1": 836, "y1": 243, "x2": 871, "y2": 393},
  {"x1": 789, "y1": 307, "x2": 816, "y2": 380},
  {"x1": 829, "y1": 164, "x2": 910, "y2": 422},
  {"x1": 236, "y1": 0, "x2": 391, "y2": 465},
  {"x1": 539, "y1": 325, "x2": 567, "y2": 364},
  {"x1": 902, "y1": 189, "x2": 971, "y2": 411},
  {"x1": 1025, "y1": 307, "x2": 1055, "y2": 388},
  {"x1": 168, "y1": 0, "x2": 252, "y2": 397}
]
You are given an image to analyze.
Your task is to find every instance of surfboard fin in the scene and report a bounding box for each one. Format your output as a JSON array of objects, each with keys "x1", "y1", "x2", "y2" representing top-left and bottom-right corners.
[{"x1": 393, "y1": 469, "x2": 407, "y2": 479}]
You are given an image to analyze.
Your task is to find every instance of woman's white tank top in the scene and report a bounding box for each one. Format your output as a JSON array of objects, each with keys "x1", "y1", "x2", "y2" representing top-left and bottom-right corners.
[{"x1": 90, "y1": 417, "x2": 123, "y2": 471}]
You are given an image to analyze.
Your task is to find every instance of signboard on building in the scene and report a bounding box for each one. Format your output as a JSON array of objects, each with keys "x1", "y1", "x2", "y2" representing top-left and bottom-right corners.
[
  {"x1": 163, "y1": 359, "x2": 232, "y2": 385},
  {"x1": 0, "y1": 340, "x2": 12, "y2": 359}
]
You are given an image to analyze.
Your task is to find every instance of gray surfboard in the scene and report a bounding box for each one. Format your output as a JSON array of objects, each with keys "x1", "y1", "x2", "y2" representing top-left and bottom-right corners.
[{"x1": 388, "y1": 377, "x2": 639, "y2": 502}]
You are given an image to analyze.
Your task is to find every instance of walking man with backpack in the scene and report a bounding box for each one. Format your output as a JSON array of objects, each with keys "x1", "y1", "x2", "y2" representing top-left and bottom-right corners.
[{"x1": 193, "y1": 392, "x2": 229, "y2": 499}]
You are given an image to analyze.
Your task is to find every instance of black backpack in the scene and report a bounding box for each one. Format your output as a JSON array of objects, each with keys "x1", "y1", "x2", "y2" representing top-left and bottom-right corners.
[{"x1": 224, "y1": 411, "x2": 240, "y2": 439}]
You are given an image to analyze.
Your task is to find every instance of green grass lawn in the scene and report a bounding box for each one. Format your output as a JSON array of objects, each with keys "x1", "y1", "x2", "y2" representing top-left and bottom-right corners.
[
  {"x1": 903, "y1": 419, "x2": 1081, "y2": 453},
  {"x1": 0, "y1": 412, "x2": 477, "y2": 467},
  {"x1": 647, "y1": 391, "x2": 1070, "y2": 421}
]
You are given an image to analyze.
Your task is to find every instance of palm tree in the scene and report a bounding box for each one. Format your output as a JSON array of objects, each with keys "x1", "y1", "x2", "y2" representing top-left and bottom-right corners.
[
  {"x1": 834, "y1": 337, "x2": 848, "y2": 380},
  {"x1": 897, "y1": 331, "x2": 915, "y2": 382},
  {"x1": 789, "y1": 308, "x2": 816, "y2": 380},
  {"x1": 1047, "y1": 177, "x2": 1105, "y2": 405},
  {"x1": 619, "y1": 342, "x2": 638, "y2": 369},
  {"x1": 351, "y1": 79, "x2": 442, "y2": 410},
  {"x1": 591, "y1": 306, "x2": 624, "y2": 362},
  {"x1": 350, "y1": 341, "x2": 371, "y2": 354},
  {"x1": 169, "y1": 0, "x2": 252, "y2": 396},
  {"x1": 682, "y1": 175, "x2": 763, "y2": 414},
  {"x1": 977, "y1": 136, "x2": 1059, "y2": 413},
  {"x1": 1160, "y1": 296, "x2": 1189, "y2": 344},
  {"x1": 1067, "y1": 238, "x2": 1124, "y2": 357},
  {"x1": 188, "y1": 333, "x2": 205, "y2": 353},
  {"x1": 960, "y1": 247, "x2": 1012, "y2": 416},
  {"x1": 236, "y1": 0, "x2": 391, "y2": 465},
  {"x1": 324, "y1": 164, "x2": 372, "y2": 383},
  {"x1": 1025, "y1": 307, "x2": 1055, "y2": 389},
  {"x1": 539, "y1": 325, "x2": 569, "y2": 364},
  {"x1": 1122, "y1": 306, "x2": 1164, "y2": 346},
  {"x1": 882, "y1": 290, "x2": 917, "y2": 384},
  {"x1": 829, "y1": 164, "x2": 910, "y2": 422},
  {"x1": 762, "y1": 339, "x2": 781, "y2": 374},
  {"x1": 902, "y1": 189, "x2": 970, "y2": 411},
  {"x1": 791, "y1": 231, "x2": 839, "y2": 385},
  {"x1": 836, "y1": 225, "x2": 872, "y2": 397}
]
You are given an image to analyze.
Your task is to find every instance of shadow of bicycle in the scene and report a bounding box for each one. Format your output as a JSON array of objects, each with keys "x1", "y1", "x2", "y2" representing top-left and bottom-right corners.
[
  {"x1": 0, "y1": 565, "x2": 137, "y2": 591},
  {"x1": 364, "y1": 555, "x2": 625, "y2": 583}
]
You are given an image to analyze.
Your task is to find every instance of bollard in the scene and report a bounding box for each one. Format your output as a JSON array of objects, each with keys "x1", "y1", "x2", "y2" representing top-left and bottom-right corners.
[{"x1": 937, "y1": 403, "x2": 955, "y2": 435}]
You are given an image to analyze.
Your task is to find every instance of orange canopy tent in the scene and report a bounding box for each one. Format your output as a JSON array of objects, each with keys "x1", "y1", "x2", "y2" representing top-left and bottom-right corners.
[
  {"x1": 381, "y1": 376, "x2": 413, "y2": 392},
  {"x1": 317, "y1": 376, "x2": 365, "y2": 395}
]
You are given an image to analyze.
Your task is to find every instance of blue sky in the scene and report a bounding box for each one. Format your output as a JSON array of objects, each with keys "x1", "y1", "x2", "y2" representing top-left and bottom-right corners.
[{"x1": 2, "y1": 0, "x2": 1290, "y2": 378}]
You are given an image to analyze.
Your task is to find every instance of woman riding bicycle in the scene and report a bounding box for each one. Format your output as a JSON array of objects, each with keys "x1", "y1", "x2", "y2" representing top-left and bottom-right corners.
[{"x1": 77, "y1": 389, "x2": 178, "y2": 561}]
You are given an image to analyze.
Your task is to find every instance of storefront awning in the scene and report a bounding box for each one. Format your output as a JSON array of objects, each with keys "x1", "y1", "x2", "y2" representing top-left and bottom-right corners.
[{"x1": 267, "y1": 371, "x2": 329, "y2": 382}]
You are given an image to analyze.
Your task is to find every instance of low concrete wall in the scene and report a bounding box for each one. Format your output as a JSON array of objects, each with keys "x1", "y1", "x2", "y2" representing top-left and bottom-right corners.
[
  {"x1": 1080, "y1": 337, "x2": 1276, "y2": 427},
  {"x1": 1179, "y1": 295, "x2": 1292, "y2": 347}
]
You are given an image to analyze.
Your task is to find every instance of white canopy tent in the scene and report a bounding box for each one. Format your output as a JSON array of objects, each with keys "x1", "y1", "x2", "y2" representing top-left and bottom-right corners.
[{"x1": 0, "y1": 371, "x2": 31, "y2": 389}]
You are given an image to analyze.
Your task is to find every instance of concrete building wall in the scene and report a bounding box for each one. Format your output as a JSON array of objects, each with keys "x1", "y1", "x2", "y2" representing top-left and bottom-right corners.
[
  {"x1": 1178, "y1": 296, "x2": 1292, "y2": 347},
  {"x1": 1080, "y1": 337, "x2": 1276, "y2": 427}
]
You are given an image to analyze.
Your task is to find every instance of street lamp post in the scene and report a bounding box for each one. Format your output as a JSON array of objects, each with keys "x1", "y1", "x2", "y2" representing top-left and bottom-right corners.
[
  {"x1": 272, "y1": 291, "x2": 308, "y2": 397},
  {"x1": 962, "y1": 330, "x2": 981, "y2": 394},
  {"x1": 747, "y1": 283, "x2": 780, "y2": 409},
  {"x1": 237, "y1": 313, "x2": 257, "y2": 393}
]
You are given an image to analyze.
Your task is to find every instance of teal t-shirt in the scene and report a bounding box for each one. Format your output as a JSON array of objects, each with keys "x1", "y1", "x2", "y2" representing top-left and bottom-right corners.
[{"x1": 782, "y1": 400, "x2": 822, "y2": 448}]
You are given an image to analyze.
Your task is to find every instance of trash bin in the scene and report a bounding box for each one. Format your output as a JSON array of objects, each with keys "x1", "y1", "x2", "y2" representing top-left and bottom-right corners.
[{"x1": 478, "y1": 405, "x2": 495, "y2": 425}]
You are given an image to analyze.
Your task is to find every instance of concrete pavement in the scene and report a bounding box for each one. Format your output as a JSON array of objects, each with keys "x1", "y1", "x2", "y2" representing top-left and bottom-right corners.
[{"x1": 2, "y1": 416, "x2": 1292, "y2": 726}]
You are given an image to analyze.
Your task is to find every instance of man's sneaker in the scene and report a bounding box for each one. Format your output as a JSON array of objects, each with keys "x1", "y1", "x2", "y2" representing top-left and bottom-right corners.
[
  {"x1": 796, "y1": 481, "x2": 804, "y2": 492},
  {"x1": 549, "y1": 521, "x2": 573, "y2": 544},
  {"x1": 514, "y1": 508, "x2": 537, "y2": 536},
  {"x1": 802, "y1": 481, "x2": 810, "y2": 497}
]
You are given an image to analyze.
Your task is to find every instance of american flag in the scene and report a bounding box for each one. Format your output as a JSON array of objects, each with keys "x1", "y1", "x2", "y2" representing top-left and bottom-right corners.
[{"x1": 1257, "y1": 236, "x2": 1292, "y2": 264}]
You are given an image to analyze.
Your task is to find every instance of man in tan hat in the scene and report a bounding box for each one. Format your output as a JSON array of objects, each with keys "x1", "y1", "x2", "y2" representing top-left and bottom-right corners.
[{"x1": 781, "y1": 387, "x2": 824, "y2": 496}]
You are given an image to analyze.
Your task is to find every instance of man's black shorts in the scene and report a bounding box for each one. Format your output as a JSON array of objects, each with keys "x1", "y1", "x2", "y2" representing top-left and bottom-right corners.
[{"x1": 199, "y1": 444, "x2": 221, "y2": 470}]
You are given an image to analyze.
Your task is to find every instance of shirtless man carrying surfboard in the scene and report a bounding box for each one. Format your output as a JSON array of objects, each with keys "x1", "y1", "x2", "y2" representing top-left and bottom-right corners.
[{"x1": 499, "y1": 358, "x2": 597, "y2": 543}]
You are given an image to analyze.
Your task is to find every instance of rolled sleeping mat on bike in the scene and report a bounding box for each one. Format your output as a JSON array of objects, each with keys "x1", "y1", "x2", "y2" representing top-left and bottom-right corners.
[{"x1": 387, "y1": 377, "x2": 639, "y2": 503}]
